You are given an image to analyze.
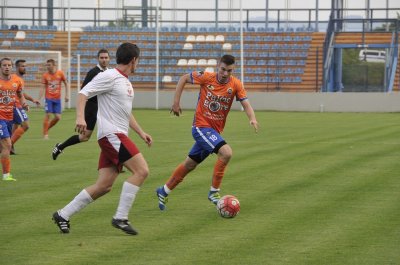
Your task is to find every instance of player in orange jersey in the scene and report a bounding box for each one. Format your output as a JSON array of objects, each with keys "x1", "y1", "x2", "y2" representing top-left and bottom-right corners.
[
  {"x1": 0, "y1": 58, "x2": 28, "y2": 181},
  {"x1": 10, "y1": 59, "x2": 40, "y2": 154},
  {"x1": 38, "y1": 59, "x2": 69, "y2": 139},
  {"x1": 156, "y1": 54, "x2": 259, "y2": 210}
]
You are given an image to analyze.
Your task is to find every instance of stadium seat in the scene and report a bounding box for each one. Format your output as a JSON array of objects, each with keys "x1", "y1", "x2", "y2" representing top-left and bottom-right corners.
[
  {"x1": 183, "y1": 43, "x2": 193, "y2": 50},
  {"x1": 197, "y1": 59, "x2": 207, "y2": 66},
  {"x1": 14, "y1": 31, "x2": 26, "y2": 40},
  {"x1": 205, "y1": 35, "x2": 215, "y2": 42},
  {"x1": 207, "y1": 59, "x2": 217, "y2": 66},
  {"x1": 186, "y1": 35, "x2": 195, "y2": 42},
  {"x1": 1, "y1": 40, "x2": 11, "y2": 48},
  {"x1": 162, "y1": 75, "x2": 172, "y2": 82},
  {"x1": 205, "y1": 67, "x2": 214, "y2": 72},
  {"x1": 196, "y1": 35, "x2": 205, "y2": 42},
  {"x1": 222, "y1": 43, "x2": 232, "y2": 50},
  {"x1": 187, "y1": 59, "x2": 197, "y2": 66},
  {"x1": 177, "y1": 59, "x2": 188, "y2": 66},
  {"x1": 215, "y1": 35, "x2": 225, "y2": 42}
]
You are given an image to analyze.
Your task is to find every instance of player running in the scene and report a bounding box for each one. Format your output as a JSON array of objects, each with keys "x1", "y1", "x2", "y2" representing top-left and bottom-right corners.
[
  {"x1": 52, "y1": 43, "x2": 152, "y2": 235},
  {"x1": 156, "y1": 54, "x2": 259, "y2": 210},
  {"x1": 38, "y1": 59, "x2": 69, "y2": 139},
  {"x1": 11, "y1": 59, "x2": 40, "y2": 154},
  {"x1": 0, "y1": 58, "x2": 28, "y2": 181}
]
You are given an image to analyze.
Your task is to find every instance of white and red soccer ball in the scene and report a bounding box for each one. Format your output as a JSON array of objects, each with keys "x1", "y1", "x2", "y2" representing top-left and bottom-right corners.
[{"x1": 216, "y1": 195, "x2": 240, "y2": 218}]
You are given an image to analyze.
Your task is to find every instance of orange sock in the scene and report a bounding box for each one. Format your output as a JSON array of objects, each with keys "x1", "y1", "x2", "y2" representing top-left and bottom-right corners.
[
  {"x1": 48, "y1": 118, "x2": 59, "y2": 130},
  {"x1": 1, "y1": 157, "x2": 11, "y2": 174},
  {"x1": 11, "y1": 127, "x2": 26, "y2": 144},
  {"x1": 166, "y1": 164, "x2": 190, "y2": 190},
  {"x1": 43, "y1": 117, "x2": 49, "y2": 135},
  {"x1": 212, "y1": 159, "x2": 228, "y2": 189}
]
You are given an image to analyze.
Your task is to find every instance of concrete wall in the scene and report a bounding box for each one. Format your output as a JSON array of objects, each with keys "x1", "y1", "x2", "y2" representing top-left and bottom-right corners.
[
  {"x1": 134, "y1": 91, "x2": 400, "y2": 112},
  {"x1": 29, "y1": 89, "x2": 400, "y2": 112}
]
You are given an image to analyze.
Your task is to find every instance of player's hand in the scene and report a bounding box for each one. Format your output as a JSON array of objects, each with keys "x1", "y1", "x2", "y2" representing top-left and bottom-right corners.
[
  {"x1": 22, "y1": 103, "x2": 30, "y2": 111},
  {"x1": 33, "y1": 99, "x2": 41, "y2": 106},
  {"x1": 141, "y1": 133, "x2": 153, "y2": 147},
  {"x1": 75, "y1": 118, "x2": 87, "y2": 135},
  {"x1": 170, "y1": 103, "x2": 182, "y2": 117},
  {"x1": 250, "y1": 120, "x2": 259, "y2": 133}
]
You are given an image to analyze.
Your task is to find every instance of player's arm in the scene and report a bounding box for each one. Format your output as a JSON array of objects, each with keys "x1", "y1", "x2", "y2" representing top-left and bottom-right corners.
[
  {"x1": 63, "y1": 79, "x2": 69, "y2": 102},
  {"x1": 38, "y1": 83, "x2": 46, "y2": 102},
  {"x1": 240, "y1": 99, "x2": 259, "y2": 133},
  {"x1": 75, "y1": 93, "x2": 88, "y2": 135},
  {"x1": 129, "y1": 114, "x2": 152, "y2": 147},
  {"x1": 23, "y1": 93, "x2": 40, "y2": 106},
  {"x1": 17, "y1": 90, "x2": 29, "y2": 111},
  {"x1": 171, "y1": 73, "x2": 191, "y2": 116}
]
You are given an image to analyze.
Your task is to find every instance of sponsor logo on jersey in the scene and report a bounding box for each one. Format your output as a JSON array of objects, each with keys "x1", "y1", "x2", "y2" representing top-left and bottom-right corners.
[{"x1": 207, "y1": 85, "x2": 215, "y2": 90}]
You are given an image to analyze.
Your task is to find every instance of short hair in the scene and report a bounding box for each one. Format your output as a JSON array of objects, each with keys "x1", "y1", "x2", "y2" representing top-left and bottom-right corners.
[
  {"x1": 46, "y1": 59, "x2": 56, "y2": 65},
  {"x1": 220, "y1": 54, "x2": 235, "y2": 66},
  {"x1": 97, "y1": 49, "x2": 109, "y2": 57},
  {"x1": 15, "y1": 59, "x2": 26, "y2": 67},
  {"x1": 0, "y1": 57, "x2": 12, "y2": 65},
  {"x1": 116, "y1": 43, "x2": 140, "y2": 65}
]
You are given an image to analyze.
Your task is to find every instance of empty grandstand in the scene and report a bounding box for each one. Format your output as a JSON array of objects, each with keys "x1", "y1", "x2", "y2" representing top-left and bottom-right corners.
[{"x1": 0, "y1": 0, "x2": 399, "y2": 110}]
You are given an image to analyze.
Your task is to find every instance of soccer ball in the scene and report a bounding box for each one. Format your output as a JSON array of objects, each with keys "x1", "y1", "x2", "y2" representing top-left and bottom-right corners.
[{"x1": 216, "y1": 195, "x2": 240, "y2": 218}]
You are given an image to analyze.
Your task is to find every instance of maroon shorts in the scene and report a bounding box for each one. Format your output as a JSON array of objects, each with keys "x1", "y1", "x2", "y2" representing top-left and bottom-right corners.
[{"x1": 97, "y1": 133, "x2": 140, "y2": 172}]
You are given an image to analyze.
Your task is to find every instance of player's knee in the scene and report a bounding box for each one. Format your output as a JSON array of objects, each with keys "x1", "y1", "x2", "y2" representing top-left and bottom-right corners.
[
  {"x1": 218, "y1": 145, "x2": 233, "y2": 162},
  {"x1": 137, "y1": 166, "x2": 149, "y2": 180}
]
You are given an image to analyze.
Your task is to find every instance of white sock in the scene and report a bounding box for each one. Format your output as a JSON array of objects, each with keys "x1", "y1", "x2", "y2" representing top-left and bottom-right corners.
[
  {"x1": 59, "y1": 189, "x2": 93, "y2": 221},
  {"x1": 163, "y1": 184, "x2": 171, "y2": 194},
  {"x1": 210, "y1": 186, "x2": 220, "y2": 192},
  {"x1": 114, "y1": 182, "x2": 140, "y2": 220}
]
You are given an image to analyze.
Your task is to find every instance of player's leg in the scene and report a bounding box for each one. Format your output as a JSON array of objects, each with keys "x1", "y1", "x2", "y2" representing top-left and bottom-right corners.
[
  {"x1": 189, "y1": 127, "x2": 230, "y2": 205},
  {"x1": 43, "y1": 99, "x2": 52, "y2": 139},
  {"x1": 157, "y1": 127, "x2": 219, "y2": 210},
  {"x1": 112, "y1": 134, "x2": 148, "y2": 235},
  {"x1": 53, "y1": 145, "x2": 120, "y2": 234},
  {"x1": 11, "y1": 108, "x2": 29, "y2": 146},
  {"x1": 1, "y1": 121, "x2": 15, "y2": 181},
  {"x1": 52, "y1": 101, "x2": 97, "y2": 160},
  {"x1": 48, "y1": 113, "x2": 61, "y2": 129},
  {"x1": 208, "y1": 143, "x2": 232, "y2": 204}
]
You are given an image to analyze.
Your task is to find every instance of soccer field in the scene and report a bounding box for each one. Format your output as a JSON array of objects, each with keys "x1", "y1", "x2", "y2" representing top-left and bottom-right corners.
[{"x1": 0, "y1": 109, "x2": 399, "y2": 265}]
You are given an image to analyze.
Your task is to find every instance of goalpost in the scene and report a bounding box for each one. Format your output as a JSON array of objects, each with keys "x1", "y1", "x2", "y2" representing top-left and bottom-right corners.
[{"x1": 0, "y1": 49, "x2": 67, "y2": 107}]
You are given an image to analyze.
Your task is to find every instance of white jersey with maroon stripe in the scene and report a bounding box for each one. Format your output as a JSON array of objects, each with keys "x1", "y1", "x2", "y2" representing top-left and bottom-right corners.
[{"x1": 79, "y1": 68, "x2": 134, "y2": 139}]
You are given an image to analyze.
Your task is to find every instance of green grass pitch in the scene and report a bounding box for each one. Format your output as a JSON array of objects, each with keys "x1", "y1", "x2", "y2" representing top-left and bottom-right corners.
[{"x1": 0, "y1": 108, "x2": 399, "y2": 265}]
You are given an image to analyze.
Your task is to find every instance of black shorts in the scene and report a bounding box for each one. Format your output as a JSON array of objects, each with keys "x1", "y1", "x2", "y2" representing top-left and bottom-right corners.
[{"x1": 84, "y1": 100, "x2": 98, "y2": 131}]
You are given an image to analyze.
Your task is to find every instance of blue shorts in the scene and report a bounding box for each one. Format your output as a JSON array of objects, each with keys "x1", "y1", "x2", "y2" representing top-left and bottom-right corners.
[
  {"x1": 13, "y1": 107, "x2": 29, "y2": 124},
  {"x1": 0, "y1": 120, "x2": 13, "y2": 139},
  {"x1": 188, "y1": 127, "x2": 227, "y2": 163},
  {"x1": 45, "y1": 99, "x2": 62, "y2": 114}
]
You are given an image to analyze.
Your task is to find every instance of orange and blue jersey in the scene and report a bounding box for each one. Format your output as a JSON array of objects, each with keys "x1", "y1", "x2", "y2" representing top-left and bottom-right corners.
[
  {"x1": 0, "y1": 75, "x2": 23, "y2": 121},
  {"x1": 190, "y1": 71, "x2": 247, "y2": 133},
  {"x1": 12, "y1": 74, "x2": 24, "y2": 108},
  {"x1": 42, "y1": 70, "x2": 66, "y2": 100}
]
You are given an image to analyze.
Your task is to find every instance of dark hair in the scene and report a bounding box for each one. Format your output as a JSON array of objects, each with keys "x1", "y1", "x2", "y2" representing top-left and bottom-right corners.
[
  {"x1": 116, "y1": 43, "x2": 140, "y2": 65},
  {"x1": 15, "y1": 59, "x2": 26, "y2": 66},
  {"x1": 46, "y1": 59, "x2": 56, "y2": 65},
  {"x1": 97, "y1": 49, "x2": 109, "y2": 57},
  {"x1": 220, "y1": 54, "x2": 235, "y2": 65}
]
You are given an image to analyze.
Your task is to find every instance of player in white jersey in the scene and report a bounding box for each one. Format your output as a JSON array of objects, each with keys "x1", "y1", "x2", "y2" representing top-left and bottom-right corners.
[{"x1": 52, "y1": 43, "x2": 152, "y2": 235}]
